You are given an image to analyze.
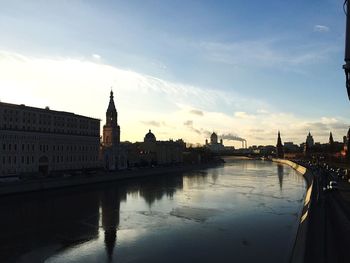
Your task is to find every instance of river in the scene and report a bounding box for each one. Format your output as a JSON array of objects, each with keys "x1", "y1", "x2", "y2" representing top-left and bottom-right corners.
[{"x1": 0, "y1": 159, "x2": 306, "y2": 263}]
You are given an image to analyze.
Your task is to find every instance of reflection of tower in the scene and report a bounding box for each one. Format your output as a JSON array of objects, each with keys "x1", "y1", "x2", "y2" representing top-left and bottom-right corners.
[
  {"x1": 276, "y1": 131, "x2": 284, "y2": 158},
  {"x1": 101, "y1": 189, "x2": 121, "y2": 263},
  {"x1": 277, "y1": 164, "x2": 284, "y2": 191}
]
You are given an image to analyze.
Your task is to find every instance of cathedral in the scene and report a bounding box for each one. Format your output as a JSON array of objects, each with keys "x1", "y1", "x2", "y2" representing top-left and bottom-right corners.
[
  {"x1": 101, "y1": 90, "x2": 127, "y2": 170},
  {"x1": 205, "y1": 132, "x2": 225, "y2": 153}
]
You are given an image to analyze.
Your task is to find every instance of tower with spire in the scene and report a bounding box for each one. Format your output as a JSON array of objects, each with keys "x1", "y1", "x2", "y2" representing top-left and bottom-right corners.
[
  {"x1": 276, "y1": 131, "x2": 284, "y2": 158},
  {"x1": 329, "y1": 132, "x2": 334, "y2": 145},
  {"x1": 306, "y1": 131, "x2": 314, "y2": 148},
  {"x1": 103, "y1": 90, "x2": 120, "y2": 147},
  {"x1": 102, "y1": 89, "x2": 125, "y2": 170}
]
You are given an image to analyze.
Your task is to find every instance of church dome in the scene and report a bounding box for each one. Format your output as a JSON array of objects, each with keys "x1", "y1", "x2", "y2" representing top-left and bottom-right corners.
[
  {"x1": 144, "y1": 129, "x2": 156, "y2": 142},
  {"x1": 210, "y1": 132, "x2": 218, "y2": 144}
]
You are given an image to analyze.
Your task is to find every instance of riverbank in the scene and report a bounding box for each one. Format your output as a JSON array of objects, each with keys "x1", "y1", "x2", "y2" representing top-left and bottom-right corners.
[
  {"x1": 272, "y1": 159, "x2": 314, "y2": 263},
  {"x1": 0, "y1": 162, "x2": 222, "y2": 196}
]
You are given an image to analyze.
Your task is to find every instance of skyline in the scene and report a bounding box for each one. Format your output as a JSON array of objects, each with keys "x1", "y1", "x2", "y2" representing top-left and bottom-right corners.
[{"x1": 0, "y1": 0, "x2": 349, "y2": 147}]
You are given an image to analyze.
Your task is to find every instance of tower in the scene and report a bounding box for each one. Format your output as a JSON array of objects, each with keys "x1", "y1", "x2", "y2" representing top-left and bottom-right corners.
[
  {"x1": 103, "y1": 90, "x2": 120, "y2": 147},
  {"x1": 276, "y1": 131, "x2": 284, "y2": 158},
  {"x1": 102, "y1": 90, "x2": 122, "y2": 170},
  {"x1": 329, "y1": 132, "x2": 334, "y2": 145},
  {"x1": 306, "y1": 132, "x2": 314, "y2": 148}
]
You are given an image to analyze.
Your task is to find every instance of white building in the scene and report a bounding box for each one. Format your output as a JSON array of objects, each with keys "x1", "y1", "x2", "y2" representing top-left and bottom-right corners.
[{"x1": 0, "y1": 102, "x2": 100, "y2": 176}]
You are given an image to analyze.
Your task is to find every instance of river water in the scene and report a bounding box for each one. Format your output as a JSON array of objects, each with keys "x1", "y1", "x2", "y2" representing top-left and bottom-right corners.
[{"x1": 0, "y1": 159, "x2": 306, "y2": 263}]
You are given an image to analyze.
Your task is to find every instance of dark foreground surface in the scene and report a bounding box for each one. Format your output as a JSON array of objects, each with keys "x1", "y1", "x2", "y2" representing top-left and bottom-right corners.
[{"x1": 0, "y1": 159, "x2": 306, "y2": 263}]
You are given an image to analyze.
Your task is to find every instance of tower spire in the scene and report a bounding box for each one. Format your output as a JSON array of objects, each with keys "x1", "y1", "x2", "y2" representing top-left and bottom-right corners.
[{"x1": 276, "y1": 130, "x2": 284, "y2": 158}]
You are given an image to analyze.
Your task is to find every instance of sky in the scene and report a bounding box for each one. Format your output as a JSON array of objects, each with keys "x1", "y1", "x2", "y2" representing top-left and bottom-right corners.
[{"x1": 0, "y1": 0, "x2": 349, "y2": 147}]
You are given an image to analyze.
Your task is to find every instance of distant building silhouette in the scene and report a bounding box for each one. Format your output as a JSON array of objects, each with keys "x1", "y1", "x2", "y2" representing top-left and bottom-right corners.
[
  {"x1": 329, "y1": 132, "x2": 334, "y2": 145},
  {"x1": 306, "y1": 132, "x2": 314, "y2": 148},
  {"x1": 205, "y1": 132, "x2": 225, "y2": 153},
  {"x1": 123, "y1": 130, "x2": 185, "y2": 167},
  {"x1": 276, "y1": 131, "x2": 284, "y2": 158},
  {"x1": 101, "y1": 90, "x2": 127, "y2": 170}
]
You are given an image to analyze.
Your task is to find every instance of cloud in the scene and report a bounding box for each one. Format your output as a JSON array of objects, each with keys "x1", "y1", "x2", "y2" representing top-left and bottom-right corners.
[
  {"x1": 195, "y1": 38, "x2": 338, "y2": 71},
  {"x1": 189, "y1": 109, "x2": 204, "y2": 116},
  {"x1": 249, "y1": 129, "x2": 265, "y2": 133},
  {"x1": 92, "y1": 54, "x2": 101, "y2": 60},
  {"x1": 314, "y1": 25, "x2": 330, "y2": 33},
  {"x1": 234, "y1": 111, "x2": 256, "y2": 119},
  {"x1": 183, "y1": 120, "x2": 202, "y2": 134},
  {"x1": 0, "y1": 50, "x2": 348, "y2": 146},
  {"x1": 141, "y1": 121, "x2": 161, "y2": 127},
  {"x1": 184, "y1": 120, "x2": 193, "y2": 126}
]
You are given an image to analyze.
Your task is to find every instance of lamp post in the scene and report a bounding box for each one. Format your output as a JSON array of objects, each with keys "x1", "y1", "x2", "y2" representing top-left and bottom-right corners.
[{"x1": 343, "y1": 0, "x2": 350, "y2": 100}]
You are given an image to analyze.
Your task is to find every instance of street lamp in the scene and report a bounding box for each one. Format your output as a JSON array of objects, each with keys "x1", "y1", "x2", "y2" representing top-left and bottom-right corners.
[{"x1": 343, "y1": 0, "x2": 350, "y2": 100}]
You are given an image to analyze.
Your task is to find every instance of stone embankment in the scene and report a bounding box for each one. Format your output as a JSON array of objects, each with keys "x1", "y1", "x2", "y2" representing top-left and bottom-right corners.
[
  {"x1": 0, "y1": 163, "x2": 221, "y2": 196},
  {"x1": 272, "y1": 159, "x2": 314, "y2": 263}
]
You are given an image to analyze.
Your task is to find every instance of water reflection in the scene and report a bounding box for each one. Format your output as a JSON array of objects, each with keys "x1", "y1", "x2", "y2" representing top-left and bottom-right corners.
[
  {"x1": 101, "y1": 188, "x2": 123, "y2": 262},
  {"x1": 277, "y1": 164, "x2": 284, "y2": 191},
  {"x1": 0, "y1": 188, "x2": 100, "y2": 262},
  {"x1": 0, "y1": 160, "x2": 306, "y2": 263}
]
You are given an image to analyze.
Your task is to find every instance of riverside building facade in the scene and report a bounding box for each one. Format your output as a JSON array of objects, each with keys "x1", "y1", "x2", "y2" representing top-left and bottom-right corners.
[{"x1": 0, "y1": 102, "x2": 100, "y2": 176}]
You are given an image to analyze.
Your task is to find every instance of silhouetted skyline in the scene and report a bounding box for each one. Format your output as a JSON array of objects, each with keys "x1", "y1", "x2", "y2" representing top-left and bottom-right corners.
[{"x1": 0, "y1": 1, "x2": 347, "y2": 147}]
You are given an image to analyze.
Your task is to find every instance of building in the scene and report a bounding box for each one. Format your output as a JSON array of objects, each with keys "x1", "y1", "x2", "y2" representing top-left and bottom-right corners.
[
  {"x1": 276, "y1": 131, "x2": 284, "y2": 158},
  {"x1": 205, "y1": 132, "x2": 225, "y2": 153},
  {"x1": 0, "y1": 102, "x2": 100, "y2": 176},
  {"x1": 125, "y1": 130, "x2": 185, "y2": 167},
  {"x1": 141, "y1": 130, "x2": 185, "y2": 165},
  {"x1": 284, "y1": 142, "x2": 300, "y2": 153},
  {"x1": 306, "y1": 132, "x2": 314, "y2": 148},
  {"x1": 101, "y1": 90, "x2": 127, "y2": 170}
]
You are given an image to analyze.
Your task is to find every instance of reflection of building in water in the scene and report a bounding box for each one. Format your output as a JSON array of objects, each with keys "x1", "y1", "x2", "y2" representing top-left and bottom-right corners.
[
  {"x1": 124, "y1": 130, "x2": 185, "y2": 167},
  {"x1": 138, "y1": 175, "x2": 183, "y2": 206},
  {"x1": 277, "y1": 164, "x2": 284, "y2": 191},
  {"x1": 0, "y1": 102, "x2": 100, "y2": 176},
  {"x1": 101, "y1": 188, "x2": 126, "y2": 262},
  {"x1": 101, "y1": 90, "x2": 127, "y2": 170},
  {"x1": 0, "y1": 189, "x2": 100, "y2": 262}
]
